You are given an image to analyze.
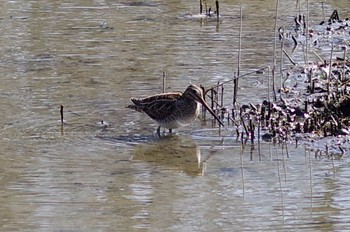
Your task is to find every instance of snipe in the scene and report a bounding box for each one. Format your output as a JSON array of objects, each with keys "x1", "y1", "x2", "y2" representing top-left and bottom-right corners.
[{"x1": 127, "y1": 84, "x2": 224, "y2": 137}]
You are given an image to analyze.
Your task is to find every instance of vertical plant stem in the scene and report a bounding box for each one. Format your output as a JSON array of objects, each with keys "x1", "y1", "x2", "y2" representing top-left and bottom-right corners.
[
  {"x1": 305, "y1": 0, "x2": 309, "y2": 69},
  {"x1": 268, "y1": 66, "x2": 271, "y2": 102},
  {"x1": 328, "y1": 43, "x2": 334, "y2": 95},
  {"x1": 60, "y1": 105, "x2": 64, "y2": 124},
  {"x1": 221, "y1": 84, "x2": 224, "y2": 108},
  {"x1": 200, "y1": 85, "x2": 206, "y2": 121},
  {"x1": 342, "y1": 46, "x2": 347, "y2": 82},
  {"x1": 204, "y1": 0, "x2": 208, "y2": 15},
  {"x1": 60, "y1": 105, "x2": 64, "y2": 135},
  {"x1": 216, "y1": 0, "x2": 219, "y2": 19},
  {"x1": 272, "y1": 0, "x2": 279, "y2": 102},
  {"x1": 280, "y1": 32, "x2": 284, "y2": 90},
  {"x1": 211, "y1": 88, "x2": 214, "y2": 119},
  {"x1": 162, "y1": 70, "x2": 166, "y2": 93},
  {"x1": 234, "y1": 5, "x2": 242, "y2": 106},
  {"x1": 238, "y1": 5, "x2": 242, "y2": 79}
]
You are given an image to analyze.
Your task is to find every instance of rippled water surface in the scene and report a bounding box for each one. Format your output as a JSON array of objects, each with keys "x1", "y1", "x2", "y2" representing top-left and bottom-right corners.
[{"x1": 1, "y1": 0, "x2": 350, "y2": 231}]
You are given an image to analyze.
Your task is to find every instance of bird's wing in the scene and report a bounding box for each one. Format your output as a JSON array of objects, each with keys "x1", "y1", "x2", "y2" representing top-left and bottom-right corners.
[{"x1": 129, "y1": 92, "x2": 182, "y2": 121}]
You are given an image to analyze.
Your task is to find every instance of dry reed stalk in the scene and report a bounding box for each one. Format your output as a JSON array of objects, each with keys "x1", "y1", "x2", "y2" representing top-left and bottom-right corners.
[
  {"x1": 60, "y1": 105, "x2": 64, "y2": 124},
  {"x1": 60, "y1": 105, "x2": 64, "y2": 135},
  {"x1": 280, "y1": 33, "x2": 285, "y2": 90},
  {"x1": 272, "y1": 0, "x2": 279, "y2": 102},
  {"x1": 305, "y1": 0, "x2": 310, "y2": 69},
  {"x1": 211, "y1": 88, "x2": 215, "y2": 123},
  {"x1": 162, "y1": 70, "x2": 166, "y2": 93},
  {"x1": 267, "y1": 66, "x2": 271, "y2": 102},
  {"x1": 257, "y1": 114, "x2": 261, "y2": 141},
  {"x1": 283, "y1": 49, "x2": 296, "y2": 66},
  {"x1": 296, "y1": 0, "x2": 301, "y2": 15},
  {"x1": 321, "y1": 2, "x2": 325, "y2": 22},
  {"x1": 234, "y1": 5, "x2": 242, "y2": 106},
  {"x1": 216, "y1": 82, "x2": 219, "y2": 110},
  {"x1": 312, "y1": 50, "x2": 325, "y2": 64},
  {"x1": 200, "y1": 85, "x2": 207, "y2": 121},
  {"x1": 241, "y1": 116, "x2": 249, "y2": 137},
  {"x1": 249, "y1": 118, "x2": 254, "y2": 144},
  {"x1": 221, "y1": 84, "x2": 224, "y2": 109},
  {"x1": 342, "y1": 46, "x2": 347, "y2": 82},
  {"x1": 328, "y1": 43, "x2": 334, "y2": 95}
]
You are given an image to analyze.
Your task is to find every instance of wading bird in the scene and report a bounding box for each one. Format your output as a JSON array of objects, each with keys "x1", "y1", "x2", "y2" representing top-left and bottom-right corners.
[{"x1": 127, "y1": 84, "x2": 224, "y2": 137}]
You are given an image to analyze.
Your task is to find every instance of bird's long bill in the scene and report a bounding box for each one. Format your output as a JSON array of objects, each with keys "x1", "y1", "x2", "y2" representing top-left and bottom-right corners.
[{"x1": 197, "y1": 97, "x2": 224, "y2": 127}]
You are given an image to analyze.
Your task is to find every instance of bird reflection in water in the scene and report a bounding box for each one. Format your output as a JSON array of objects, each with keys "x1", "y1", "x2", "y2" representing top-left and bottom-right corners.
[{"x1": 133, "y1": 135, "x2": 204, "y2": 176}]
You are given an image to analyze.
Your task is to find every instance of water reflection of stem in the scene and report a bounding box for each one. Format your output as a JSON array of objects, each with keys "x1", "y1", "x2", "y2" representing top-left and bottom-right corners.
[
  {"x1": 331, "y1": 153, "x2": 336, "y2": 178},
  {"x1": 281, "y1": 143, "x2": 287, "y2": 183},
  {"x1": 250, "y1": 144, "x2": 254, "y2": 161},
  {"x1": 276, "y1": 145, "x2": 285, "y2": 220},
  {"x1": 240, "y1": 141, "x2": 245, "y2": 198},
  {"x1": 307, "y1": 148, "x2": 313, "y2": 211},
  {"x1": 284, "y1": 142, "x2": 289, "y2": 158},
  {"x1": 60, "y1": 124, "x2": 64, "y2": 136}
]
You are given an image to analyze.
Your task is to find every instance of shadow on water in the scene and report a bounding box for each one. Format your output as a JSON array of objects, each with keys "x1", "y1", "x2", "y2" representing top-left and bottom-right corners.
[
  {"x1": 132, "y1": 135, "x2": 204, "y2": 176},
  {"x1": 98, "y1": 133, "x2": 204, "y2": 176}
]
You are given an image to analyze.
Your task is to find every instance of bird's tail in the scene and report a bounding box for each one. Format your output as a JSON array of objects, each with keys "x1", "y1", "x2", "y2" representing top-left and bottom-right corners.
[
  {"x1": 126, "y1": 104, "x2": 143, "y2": 112},
  {"x1": 126, "y1": 98, "x2": 144, "y2": 112}
]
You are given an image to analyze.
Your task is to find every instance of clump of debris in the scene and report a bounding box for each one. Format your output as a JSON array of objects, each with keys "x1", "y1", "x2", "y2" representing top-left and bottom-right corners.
[{"x1": 204, "y1": 10, "x2": 350, "y2": 156}]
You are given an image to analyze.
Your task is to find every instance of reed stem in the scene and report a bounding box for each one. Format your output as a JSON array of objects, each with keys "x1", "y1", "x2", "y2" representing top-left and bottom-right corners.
[{"x1": 60, "y1": 105, "x2": 64, "y2": 124}]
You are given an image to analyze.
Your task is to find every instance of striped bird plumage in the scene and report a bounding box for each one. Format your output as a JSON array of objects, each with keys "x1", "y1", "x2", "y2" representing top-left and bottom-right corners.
[{"x1": 127, "y1": 84, "x2": 224, "y2": 136}]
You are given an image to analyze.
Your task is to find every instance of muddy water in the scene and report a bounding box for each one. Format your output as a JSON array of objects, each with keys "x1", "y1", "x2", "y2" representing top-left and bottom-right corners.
[{"x1": 1, "y1": 0, "x2": 350, "y2": 231}]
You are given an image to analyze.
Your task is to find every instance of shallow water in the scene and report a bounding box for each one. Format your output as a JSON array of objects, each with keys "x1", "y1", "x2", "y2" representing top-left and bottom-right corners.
[{"x1": 1, "y1": 0, "x2": 350, "y2": 231}]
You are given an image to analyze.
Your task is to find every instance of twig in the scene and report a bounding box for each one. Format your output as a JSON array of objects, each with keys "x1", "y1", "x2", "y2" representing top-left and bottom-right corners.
[
  {"x1": 291, "y1": 35, "x2": 298, "y2": 52},
  {"x1": 212, "y1": 66, "x2": 270, "y2": 89},
  {"x1": 283, "y1": 49, "x2": 296, "y2": 65},
  {"x1": 312, "y1": 50, "x2": 325, "y2": 64}
]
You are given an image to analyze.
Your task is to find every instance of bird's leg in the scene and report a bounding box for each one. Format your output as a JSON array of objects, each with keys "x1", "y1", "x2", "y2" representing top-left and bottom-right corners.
[{"x1": 157, "y1": 126, "x2": 161, "y2": 138}]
